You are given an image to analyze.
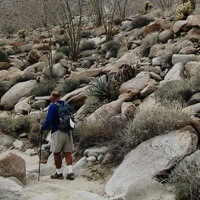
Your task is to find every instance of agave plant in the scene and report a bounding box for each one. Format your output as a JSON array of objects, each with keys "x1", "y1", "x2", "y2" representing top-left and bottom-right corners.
[{"x1": 87, "y1": 75, "x2": 118, "y2": 100}]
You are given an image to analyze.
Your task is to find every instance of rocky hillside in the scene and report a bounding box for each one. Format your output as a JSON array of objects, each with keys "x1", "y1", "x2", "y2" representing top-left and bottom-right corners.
[{"x1": 0, "y1": 8, "x2": 200, "y2": 200}]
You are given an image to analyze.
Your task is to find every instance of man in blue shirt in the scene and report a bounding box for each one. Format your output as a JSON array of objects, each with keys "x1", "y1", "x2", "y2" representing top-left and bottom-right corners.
[{"x1": 41, "y1": 91, "x2": 74, "y2": 180}]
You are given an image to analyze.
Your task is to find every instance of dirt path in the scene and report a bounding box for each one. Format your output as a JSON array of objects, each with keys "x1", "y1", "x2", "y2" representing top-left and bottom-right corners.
[{"x1": 8, "y1": 150, "x2": 106, "y2": 200}]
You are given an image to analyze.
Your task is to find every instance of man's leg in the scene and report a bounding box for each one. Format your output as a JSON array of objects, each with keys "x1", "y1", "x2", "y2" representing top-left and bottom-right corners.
[
  {"x1": 51, "y1": 152, "x2": 64, "y2": 179},
  {"x1": 64, "y1": 152, "x2": 75, "y2": 180}
]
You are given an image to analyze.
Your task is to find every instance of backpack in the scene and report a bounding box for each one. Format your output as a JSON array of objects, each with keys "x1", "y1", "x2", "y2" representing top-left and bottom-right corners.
[{"x1": 56, "y1": 102, "x2": 75, "y2": 132}]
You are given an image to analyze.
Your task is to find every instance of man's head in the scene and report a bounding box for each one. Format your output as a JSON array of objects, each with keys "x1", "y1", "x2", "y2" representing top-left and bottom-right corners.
[{"x1": 50, "y1": 91, "x2": 61, "y2": 102}]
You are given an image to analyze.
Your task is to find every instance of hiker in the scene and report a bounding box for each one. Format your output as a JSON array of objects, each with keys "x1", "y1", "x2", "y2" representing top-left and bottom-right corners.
[{"x1": 40, "y1": 91, "x2": 75, "y2": 180}]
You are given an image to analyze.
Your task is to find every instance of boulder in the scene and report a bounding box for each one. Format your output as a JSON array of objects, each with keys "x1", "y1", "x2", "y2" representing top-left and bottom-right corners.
[
  {"x1": 187, "y1": 27, "x2": 200, "y2": 41},
  {"x1": 0, "y1": 70, "x2": 11, "y2": 81},
  {"x1": 161, "y1": 63, "x2": 185, "y2": 84},
  {"x1": 179, "y1": 46, "x2": 197, "y2": 54},
  {"x1": 29, "y1": 193, "x2": 58, "y2": 200},
  {"x1": 183, "y1": 103, "x2": 200, "y2": 116},
  {"x1": 22, "y1": 62, "x2": 46, "y2": 80},
  {"x1": 52, "y1": 63, "x2": 67, "y2": 78},
  {"x1": 172, "y1": 54, "x2": 198, "y2": 65},
  {"x1": 125, "y1": 178, "x2": 175, "y2": 200},
  {"x1": 105, "y1": 129, "x2": 198, "y2": 196},
  {"x1": 149, "y1": 44, "x2": 165, "y2": 59},
  {"x1": 173, "y1": 20, "x2": 188, "y2": 34},
  {"x1": 140, "y1": 84, "x2": 157, "y2": 98},
  {"x1": 143, "y1": 21, "x2": 162, "y2": 37},
  {"x1": 103, "y1": 48, "x2": 140, "y2": 73},
  {"x1": 10, "y1": 58, "x2": 27, "y2": 70},
  {"x1": 119, "y1": 72, "x2": 153, "y2": 94},
  {"x1": 32, "y1": 43, "x2": 49, "y2": 51},
  {"x1": 0, "y1": 62, "x2": 11, "y2": 70},
  {"x1": 152, "y1": 57, "x2": 162, "y2": 66},
  {"x1": 0, "y1": 152, "x2": 26, "y2": 184},
  {"x1": 188, "y1": 93, "x2": 200, "y2": 105},
  {"x1": 175, "y1": 40, "x2": 194, "y2": 52},
  {"x1": 85, "y1": 98, "x2": 126, "y2": 123},
  {"x1": 159, "y1": 29, "x2": 174, "y2": 43},
  {"x1": 0, "y1": 177, "x2": 27, "y2": 200},
  {"x1": 185, "y1": 61, "x2": 200, "y2": 77},
  {"x1": 74, "y1": 157, "x2": 87, "y2": 177},
  {"x1": 67, "y1": 190, "x2": 107, "y2": 200},
  {"x1": 1, "y1": 80, "x2": 37, "y2": 109},
  {"x1": 84, "y1": 147, "x2": 109, "y2": 157},
  {"x1": 27, "y1": 49, "x2": 42, "y2": 63},
  {"x1": 8, "y1": 67, "x2": 22, "y2": 80},
  {"x1": 13, "y1": 140, "x2": 24, "y2": 151},
  {"x1": 121, "y1": 20, "x2": 133, "y2": 31},
  {"x1": 14, "y1": 101, "x2": 31, "y2": 114},
  {"x1": 121, "y1": 102, "x2": 136, "y2": 118},
  {"x1": 187, "y1": 14, "x2": 200, "y2": 28},
  {"x1": 2, "y1": 135, "x2": 14, "y2": 148},
  {"x1": 31, "y1": 100, "x2": 47, "y2": 109}
]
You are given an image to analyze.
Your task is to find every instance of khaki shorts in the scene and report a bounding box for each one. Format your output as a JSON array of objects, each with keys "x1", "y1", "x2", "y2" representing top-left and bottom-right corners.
[{"x1": 50, "y1": 130, "x2": 74, "y2": 153}]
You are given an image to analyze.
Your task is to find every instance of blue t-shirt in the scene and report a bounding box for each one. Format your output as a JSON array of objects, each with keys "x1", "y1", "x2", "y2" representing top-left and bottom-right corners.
[{"x1": 41, "y1": 100, "x2": 64, "y2": 133}]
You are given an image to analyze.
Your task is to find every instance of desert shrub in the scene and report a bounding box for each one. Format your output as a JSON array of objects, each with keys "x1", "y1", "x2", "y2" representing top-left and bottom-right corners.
[
  {"x1": 87, "y1": 76, "x2": 119, "y2": 100},
  {"x1": 0, "y1": 115, "x2": 30, "y2": 136},
  {"x1": 53, "y1": 52, "x2": 64, "y2": 64},
  {"x1": 139, "y1": 32, "x2": 159, "y2": 56},
  {"x1": 169, "y1": 159, "x2": 200, "y2": 200},
  {"x1": 57, "y1": 46, "x2": 70, "y2": 56},
  {"x1": 124, "y1": 103, "x2": 189, "y2": 148},
  {"x1": 83, "y1": 96, "x2": 110, "y2": 116},
  {"x1": 155, "y1": 80, "x2": 192, "y2": 105},
  {"x1": 0, "y1": 81, "x2": 9, "y2": 98},
  {"x1": 174, "y1": 2, "x2": 194, "y2": 20},
  {"x1": 81, "y1": 31, "x2": 92, "y2": 38},
  {"x1": 74, "y1": 117, "x2": 112, "y2": 150},
  {"x1": 132, "y1": 15, "x2": 154, "y2": 29},
  {"x1": 80, "y1": 40, "x2": 96, "y2": 51},
  {"x1": 104, "y1": 40, "x2": 121, "y2": 53},
  {"x1": 31, "y1": 77, "x2": 58, "y2": 96},
  {"x1": 0, "y1": 50, "x2": 10, "y2": 62},
  {"x1": 110, "y1": 102, "x2": 189, "y2": 165},
  {"x1": 56, "y1": 77, "x2": 89, "y2": 96}
]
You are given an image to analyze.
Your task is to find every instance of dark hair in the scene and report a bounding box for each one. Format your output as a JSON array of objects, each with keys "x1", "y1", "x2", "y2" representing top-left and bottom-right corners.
[{"x1": 51, "y1": 91, "x2": 60, "y2": 99}]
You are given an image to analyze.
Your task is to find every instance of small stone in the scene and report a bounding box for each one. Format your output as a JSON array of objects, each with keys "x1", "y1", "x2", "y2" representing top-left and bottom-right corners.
[
  {"x1": 19, "y1": 133, "x2": 28, "y2": 139},
  {"x1": 87, "y1": 156, "x2": 96, "y2": 162},
  {"x1": 97, "y1": 154, "x2": 104, "y2": 162},
  {"x1": 13, "y1": 140, "x2": 24, "y2": 151},
  {"x1": 25, "y1": 149, "x2": 37, "y2": 156}
]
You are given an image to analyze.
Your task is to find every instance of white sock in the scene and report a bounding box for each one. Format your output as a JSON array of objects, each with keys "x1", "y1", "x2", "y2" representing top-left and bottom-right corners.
[
  {"x1": 67, "y1": 165, "x2": 73, "y2": 174},
  {"x1": 56, "y1": 168, "x2": 62, "y2": 175}
]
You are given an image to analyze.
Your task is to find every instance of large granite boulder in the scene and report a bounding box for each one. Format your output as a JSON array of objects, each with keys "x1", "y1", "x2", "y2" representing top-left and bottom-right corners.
[
  {"x1": 0, "y1": 152, "x2": 26, "y2": 184},
  {"x1": 125, "y1": 178, "x2": 175, "y2": 200},
  {"x1": 0, "y1": 176, "x2": 27, "y2": 200},
  {"x1": 105, "y1": 129, "x2": 198, "y2": 197},
  {"x1": 1, "y1": 80, "x2": 36, "y2": 109}
]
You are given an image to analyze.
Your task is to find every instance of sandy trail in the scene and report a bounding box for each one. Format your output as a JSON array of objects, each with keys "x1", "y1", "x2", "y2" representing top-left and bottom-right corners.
[{"x1": 7, "y1": 149, "x2": 106, "y2": 200}]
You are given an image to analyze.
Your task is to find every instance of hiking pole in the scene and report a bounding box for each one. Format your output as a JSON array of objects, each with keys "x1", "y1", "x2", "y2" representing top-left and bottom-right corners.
[{"x1": 38, "y1": 130, "x2": 43, "y2": 181}]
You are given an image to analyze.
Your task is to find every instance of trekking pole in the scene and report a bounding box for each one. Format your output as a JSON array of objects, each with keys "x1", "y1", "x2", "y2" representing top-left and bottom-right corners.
[{"x1": 38, "y1": 130, "x2": 43, "y2": 181}]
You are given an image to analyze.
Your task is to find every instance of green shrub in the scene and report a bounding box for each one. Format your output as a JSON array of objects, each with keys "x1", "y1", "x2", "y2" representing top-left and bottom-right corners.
[
  {"x1": 56, "y1": 77, "x2": 89, "y2": 96},
  {"x1": 80, "y1": 40, "x2": 96, "y2": 51},
  {"x1": 31, "y1": 77, "x2": 58, "y2": 96},
  {"x1": 105, "y1": 40, "x2": 121, "y2": 53},
  {"x1": 87, "y1": 76, "x2": 119, "y2": 100},
  {"x1": 174, "y1": 2, "x2": 193, "y2": 20},
  {"x1": 57, "y1": 46, "x2": 70, "y2": 56},
  {"x1": 155, "y1": 80, "x2": 192, "y2": 105},
  {"x1": 53, "y1": 52, "x2": 64, "y2": 64},
  {"x1": 169, "y1": 159, "x2": 200, "y2": 200},
  {"x1": 0, "y1": 50, "x2": 10, "y2": 62},
  {"x1": 0, "y1": 81, "x2": 9, "y2": 98}
]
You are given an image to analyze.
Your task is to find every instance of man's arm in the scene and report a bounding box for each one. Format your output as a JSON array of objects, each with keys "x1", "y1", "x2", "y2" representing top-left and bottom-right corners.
[{"x1": 41, "y1": 104, "x2": 57, "y2": 130}]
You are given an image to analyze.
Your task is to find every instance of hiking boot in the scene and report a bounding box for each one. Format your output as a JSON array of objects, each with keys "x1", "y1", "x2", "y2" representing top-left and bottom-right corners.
[
  {"x1": 66, "y1": 173, "x2": 75, "y2": 180},
  {"x1": 51, "y1": 173, "x2": 64, "y2": 179}
]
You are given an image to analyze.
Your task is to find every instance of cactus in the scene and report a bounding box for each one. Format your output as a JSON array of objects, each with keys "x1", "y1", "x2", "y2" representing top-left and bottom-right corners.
[{"x1": 174, "y1": 2, "x2": 194, "y2": 20}]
